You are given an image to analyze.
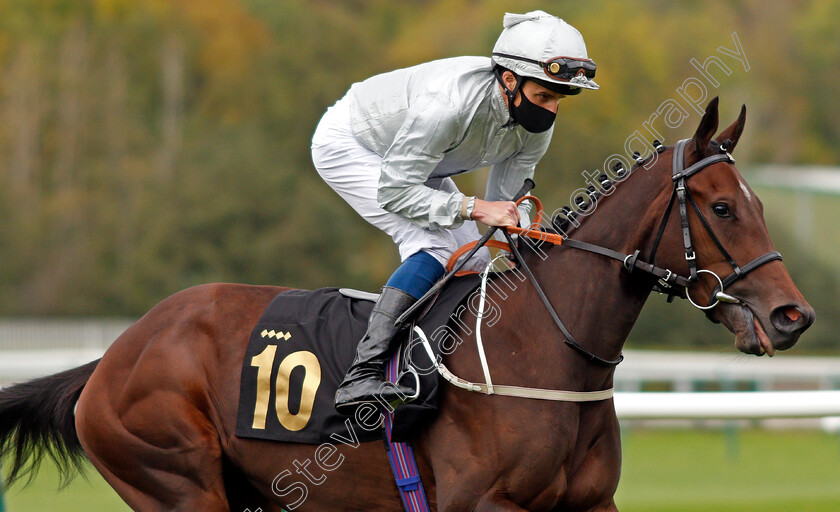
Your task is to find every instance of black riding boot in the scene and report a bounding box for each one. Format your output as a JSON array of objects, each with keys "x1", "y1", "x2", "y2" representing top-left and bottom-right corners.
[{"x1": 334, "y1": 286, "x2": 417, "y2": 415}]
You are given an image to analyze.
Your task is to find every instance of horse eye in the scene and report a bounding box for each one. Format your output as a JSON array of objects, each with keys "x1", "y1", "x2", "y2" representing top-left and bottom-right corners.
[{"x1": 713, "y1": 203, "x2": 731, "y2": 218}]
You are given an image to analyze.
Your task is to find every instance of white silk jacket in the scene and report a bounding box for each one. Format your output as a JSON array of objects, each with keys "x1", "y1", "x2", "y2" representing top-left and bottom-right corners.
[{"x1": 347, "y1": 56, "x2": 552, "y2": 230}]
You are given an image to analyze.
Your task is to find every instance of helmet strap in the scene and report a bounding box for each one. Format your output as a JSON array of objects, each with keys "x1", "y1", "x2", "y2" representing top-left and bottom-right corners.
[{"x1": 494, "y1": 67, "x2": 523, "y2": 125}]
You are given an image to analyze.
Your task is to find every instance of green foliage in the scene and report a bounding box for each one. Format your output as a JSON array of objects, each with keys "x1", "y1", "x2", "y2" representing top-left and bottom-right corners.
[{"x1": 0, "y1": 0, "x2": 837, "y2": 352}]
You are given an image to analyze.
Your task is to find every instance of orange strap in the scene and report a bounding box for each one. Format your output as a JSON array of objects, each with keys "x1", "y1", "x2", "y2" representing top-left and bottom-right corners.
[
  {"x1": 445, "y1": 194, "x2": 564, "y2": 272},
  {"x1": 517, "y1": 195, "x2": 546, "y2": 224},
  {"x1": 509, "y1": 195, "x2": 564, "y2": 245},
  {"x1": 506, "y1": 225, "x2": 564, "y2": 246},
  {"x1": 447, "y1": 240, "x2": 512, "y2": 272}
]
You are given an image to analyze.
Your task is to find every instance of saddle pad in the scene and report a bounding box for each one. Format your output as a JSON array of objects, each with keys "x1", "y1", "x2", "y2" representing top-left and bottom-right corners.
[
  {"x1": 236, "y1": 287, "x2": 374, "y2": 443},
  {"x1": 235, "y1": 277, "x2": 480, "y2": 444}
]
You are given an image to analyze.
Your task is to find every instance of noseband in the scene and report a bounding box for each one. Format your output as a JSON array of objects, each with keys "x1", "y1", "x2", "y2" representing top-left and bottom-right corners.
[{"x1": 645, "y1": 139, "x2": 782, "y2": 309}]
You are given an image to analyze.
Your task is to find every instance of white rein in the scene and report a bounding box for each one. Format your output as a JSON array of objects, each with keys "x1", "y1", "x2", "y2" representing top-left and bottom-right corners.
[{"x1": 413, "y1": 260, "x2": 614, "y2": 402}]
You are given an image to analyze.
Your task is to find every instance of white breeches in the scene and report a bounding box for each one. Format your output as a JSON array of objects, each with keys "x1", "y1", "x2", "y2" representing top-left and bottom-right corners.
[{"x1": 311, "y1": 96, "x2": 490, "y2": 272}]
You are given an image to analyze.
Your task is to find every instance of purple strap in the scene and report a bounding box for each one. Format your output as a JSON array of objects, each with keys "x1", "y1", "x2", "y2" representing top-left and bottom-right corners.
[{"x1": 384, "y1": 354, "x2": 431, "y2": 512}]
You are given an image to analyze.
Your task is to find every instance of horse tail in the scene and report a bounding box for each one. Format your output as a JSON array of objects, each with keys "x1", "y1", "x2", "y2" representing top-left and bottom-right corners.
[{"x1": 0, "y1": 358, "x2": 100, "y2": 487}]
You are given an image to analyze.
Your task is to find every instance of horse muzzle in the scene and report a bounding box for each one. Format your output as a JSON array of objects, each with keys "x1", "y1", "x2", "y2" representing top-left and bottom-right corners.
[{"x1": 715, "y1": 302, "x2": 815, "y2": 357}]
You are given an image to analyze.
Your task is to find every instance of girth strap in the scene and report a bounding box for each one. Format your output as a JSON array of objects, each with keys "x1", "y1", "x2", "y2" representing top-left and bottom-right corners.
[{"x1": 383, "y1": 353, "x2": 431, "y2": 512}]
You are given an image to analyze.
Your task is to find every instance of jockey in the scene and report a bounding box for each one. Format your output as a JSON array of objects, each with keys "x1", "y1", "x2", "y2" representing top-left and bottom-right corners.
[{"x1": 311, "y1": 10, "x2": 598, "y2": 414}]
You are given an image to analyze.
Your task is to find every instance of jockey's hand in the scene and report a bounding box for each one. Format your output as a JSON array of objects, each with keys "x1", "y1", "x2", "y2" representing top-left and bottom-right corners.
[{"x1": 471, "y1": 199, "x2": 520, "y2": 227}]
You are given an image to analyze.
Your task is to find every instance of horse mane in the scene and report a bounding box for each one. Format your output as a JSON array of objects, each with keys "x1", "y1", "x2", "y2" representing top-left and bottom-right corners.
[
  {"x1": 549, "y1": 138, "x2": 730, "y2": 236},
  {"x1": 549, "y1": 149, "x2": 662, "y2": 236}
]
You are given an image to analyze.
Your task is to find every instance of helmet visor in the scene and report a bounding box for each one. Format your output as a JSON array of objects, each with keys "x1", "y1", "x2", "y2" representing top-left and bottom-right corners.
[
  {"x1": 493, "y1": 52, "x2": 597, "y2": 82},
  {"x1": 543, "y1": 56, "x2": 596, "y2": 81},
  {"x1": 530, "y1": 76, "x2": 583, "y2": 95}
]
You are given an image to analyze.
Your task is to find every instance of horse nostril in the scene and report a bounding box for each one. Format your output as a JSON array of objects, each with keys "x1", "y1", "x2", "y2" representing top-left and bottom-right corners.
[
  {"x1": 783, "y1": 307, "x2": 801, "y2": 322},
  {"x1": 770, "y1": 305, "x2": 814, "y2": 335}
]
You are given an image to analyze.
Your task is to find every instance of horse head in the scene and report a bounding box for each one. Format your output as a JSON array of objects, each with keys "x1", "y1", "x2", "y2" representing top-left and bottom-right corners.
[{"x1": 646, "y1": 97, "x2": 815, "y2": 356}]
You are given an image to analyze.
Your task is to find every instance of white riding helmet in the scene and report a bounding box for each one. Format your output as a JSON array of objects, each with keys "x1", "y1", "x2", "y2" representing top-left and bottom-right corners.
[{"x1": 492, "y1": 11, "x2": 599, "y2": 95}]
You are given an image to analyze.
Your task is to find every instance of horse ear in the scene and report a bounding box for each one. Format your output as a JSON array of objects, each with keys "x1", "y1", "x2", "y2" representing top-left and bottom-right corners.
[
  {"x1": 691, "y1": 97, "x2": 719, "y2": 157},
  {"x1": 716, "y1": 104, "x2": 747, "y2": 153}
]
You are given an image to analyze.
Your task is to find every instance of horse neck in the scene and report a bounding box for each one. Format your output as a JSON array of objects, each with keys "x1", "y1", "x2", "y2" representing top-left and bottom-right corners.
[{"x1": 514, "y1": 163, "x2": 671, "y2": 385}]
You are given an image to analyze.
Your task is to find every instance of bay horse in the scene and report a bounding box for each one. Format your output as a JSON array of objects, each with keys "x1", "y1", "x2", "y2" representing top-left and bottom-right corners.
[{"x1": 0, "y1": 98, "x2": 814, "y2": 511}]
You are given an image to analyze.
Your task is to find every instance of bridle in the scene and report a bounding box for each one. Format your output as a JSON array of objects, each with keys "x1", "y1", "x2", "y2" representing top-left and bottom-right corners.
[
  {"x1": 645, "y1": 138, "x2": 782, "y2": 309},
  {"x1": 503, "y1": 138, "x2": 782, "y2": 366}
]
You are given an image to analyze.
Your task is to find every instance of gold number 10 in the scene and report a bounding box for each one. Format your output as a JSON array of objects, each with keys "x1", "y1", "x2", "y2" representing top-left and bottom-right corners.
[{"x1": 250, "y1": 345, "x2": 322, "y2": 431}]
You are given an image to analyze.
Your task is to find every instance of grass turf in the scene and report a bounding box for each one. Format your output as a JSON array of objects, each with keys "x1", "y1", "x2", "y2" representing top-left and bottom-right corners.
[
  {"x1": 1, "y1": 462, "x2": 129, "y2": 511},
  {"x1": 615, "y1": 428, "x2": 840, "y2": 512},
  {"x1": 2, "y1": 429, "x2": 838, "y2": 511}
]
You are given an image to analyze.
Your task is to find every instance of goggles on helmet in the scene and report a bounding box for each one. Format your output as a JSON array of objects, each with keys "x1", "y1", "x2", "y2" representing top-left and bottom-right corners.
[{"x1": 492, "y1": 52, "x2": 597, "y2": 82}]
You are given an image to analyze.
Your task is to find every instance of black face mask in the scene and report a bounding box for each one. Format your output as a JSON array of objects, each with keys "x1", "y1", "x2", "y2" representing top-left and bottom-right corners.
[
  {"x1": 496, "y1": 71, "x2": 556, "y2": 133},
  {"x1": 511, "y1": 86, "x2": 556, "y2": 133}
]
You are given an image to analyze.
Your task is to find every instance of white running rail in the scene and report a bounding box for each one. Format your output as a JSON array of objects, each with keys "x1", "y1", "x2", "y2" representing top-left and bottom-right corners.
[{"x1": 614, "y1": 390, "x2": 840, "y2": 419}]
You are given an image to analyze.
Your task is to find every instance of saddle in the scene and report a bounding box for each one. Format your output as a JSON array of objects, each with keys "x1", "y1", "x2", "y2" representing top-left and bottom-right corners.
[{"x1": 235, "y1": 275, "x2": 480, "y2": 445}]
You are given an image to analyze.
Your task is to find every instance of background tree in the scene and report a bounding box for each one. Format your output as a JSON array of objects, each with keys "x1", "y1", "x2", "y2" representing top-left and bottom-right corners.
[{"x1": 0, "y1": 0, "x2": 837, "y2": 352}]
